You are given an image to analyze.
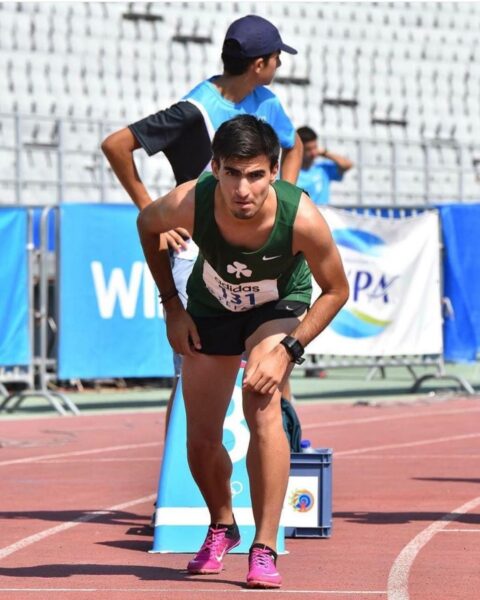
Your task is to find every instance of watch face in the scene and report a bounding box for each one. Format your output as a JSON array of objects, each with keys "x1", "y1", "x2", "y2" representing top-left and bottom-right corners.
[
  {"x1": 291, "y1": 341, "x2": 303, "y2": 359},
  {"x1": 282, "y1": 336, "x2": 304, "y2": 360}
]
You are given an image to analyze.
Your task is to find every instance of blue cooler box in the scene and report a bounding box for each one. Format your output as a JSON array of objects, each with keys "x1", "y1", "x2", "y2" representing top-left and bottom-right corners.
[{"x1": 284, "y1": 449, "x2": 332, "y2": 538}]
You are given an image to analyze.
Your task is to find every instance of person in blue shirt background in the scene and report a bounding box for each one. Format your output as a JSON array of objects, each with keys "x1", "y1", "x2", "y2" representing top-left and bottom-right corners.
[{"x1": 296, "y1": 126, "x2": 353, "y2": 205}]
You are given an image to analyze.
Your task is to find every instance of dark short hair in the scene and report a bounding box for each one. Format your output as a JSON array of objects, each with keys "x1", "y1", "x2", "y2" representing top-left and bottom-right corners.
[
  {"x1": 212, "y1": 115, "x2": 280, "y2": 169},
  {"x1": 221, "y1": 40, "x2": 274, "y2": 76},
  {"x1": 297, "y1": 126, "x2": 318, "y2": 144}
]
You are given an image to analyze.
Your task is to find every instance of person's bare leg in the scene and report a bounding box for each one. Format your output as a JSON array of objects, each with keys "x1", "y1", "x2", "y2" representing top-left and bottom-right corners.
[
  {"x1": 182, "y1": 352, "x2": 242, "y2": 524},
  {"x1": 280, "y1": 377, "x2": 292, "y2": 402},
  {"x1": 243, "y1": 385, "x2": 289, "y2": 550},
  {"x1": 243, "y1": 316, "x2": 303, "y2": 550}
]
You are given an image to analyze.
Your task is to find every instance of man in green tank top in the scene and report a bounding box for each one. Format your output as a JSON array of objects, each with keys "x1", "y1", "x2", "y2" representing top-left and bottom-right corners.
[{"x1": 137, "y1": 115, "x2": 349, "y2": 589}]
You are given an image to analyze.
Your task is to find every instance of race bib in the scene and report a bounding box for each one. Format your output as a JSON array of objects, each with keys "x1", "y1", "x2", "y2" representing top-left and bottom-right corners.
[{"x1": 203, "y1": 260, "x2": 279, "y2": 312}]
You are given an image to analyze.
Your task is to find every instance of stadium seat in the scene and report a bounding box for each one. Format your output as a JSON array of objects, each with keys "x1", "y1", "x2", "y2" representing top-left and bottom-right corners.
[
  {"x1": 0, "y1": 10, "x2": 17, "y2": 45},
  {"x1": 0, "y1": 183, "x2": 17, "y2": 204},
  {"x1": 0, "y1": 148, "x2": 15, "y2": 181}
]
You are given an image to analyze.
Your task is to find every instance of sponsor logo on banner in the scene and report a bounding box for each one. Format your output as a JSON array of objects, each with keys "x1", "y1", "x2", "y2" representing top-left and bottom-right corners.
[
  {"x1": 90, "y1": 261, "x2": 163, "y2": 319},
  {"x1": 330, "y1": 228, "x2": 398, "y2": 339},
  {"x1": 308, "y1": 208, "x2": 442, "y2": 356}
]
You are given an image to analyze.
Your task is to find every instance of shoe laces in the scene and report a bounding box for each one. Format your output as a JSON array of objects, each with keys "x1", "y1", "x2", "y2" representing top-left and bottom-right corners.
[
  {"x1": 250, "y1": 547, "x2": 274, "y2": 568},
  {"x1": 198, "y1": 527, "x2": 227, "y2": 556}
]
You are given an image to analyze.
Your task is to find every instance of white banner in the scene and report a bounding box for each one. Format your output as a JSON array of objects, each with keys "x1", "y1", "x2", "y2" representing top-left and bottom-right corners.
[{"x1": 307, "y1": 208, "x2": 443, "y2": 356}]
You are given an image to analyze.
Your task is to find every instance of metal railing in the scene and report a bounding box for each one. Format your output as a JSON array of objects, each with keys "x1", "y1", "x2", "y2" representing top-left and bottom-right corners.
[{"x1": 0, "y1": 205, "x2": 79, "y2": 414}]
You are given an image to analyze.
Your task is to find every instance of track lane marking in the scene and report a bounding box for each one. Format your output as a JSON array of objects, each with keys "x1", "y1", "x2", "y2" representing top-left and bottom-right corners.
[
  {"x1": 387, "y1": 496, "x2": 480, "y2": 600},
  {"x1": 335, "y1": 454, "x2": 480, "y2": 459},
  {"x1": 302, "y1": 406, "x2": 480, "y2": 430},
  {"x1": 336, "y1": 433, "x2": 480, "y2": 456},
  {"x1": 0, "y1": 442, "x2": 162, "y2": 467},
  {"x1": 0, "y1": 494, "x2": 157, "y2": 560},
  {"x1": 38, "y1": 457, "x2": 161, "y2": 463},
  {"x1": 0, "y1": 589, "x2": 388, "y2": 595},
  {"x1": 439, "y1": 528, "x2": 480, "y2": 533}
]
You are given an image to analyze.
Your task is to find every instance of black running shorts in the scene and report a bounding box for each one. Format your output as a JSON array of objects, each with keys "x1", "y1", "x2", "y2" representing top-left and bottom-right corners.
[{"x1": 189, "y1": 299, "x2": 308, "y2": 356}]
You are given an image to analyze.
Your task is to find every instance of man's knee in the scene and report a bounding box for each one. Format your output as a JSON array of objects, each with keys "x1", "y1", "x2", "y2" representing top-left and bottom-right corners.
[
  {"x1": 243, "y1": 392, "x2": 282, "y2": 434},
  {"x1": 187, "y1": 432, "x2": 223, "y2": 458}
]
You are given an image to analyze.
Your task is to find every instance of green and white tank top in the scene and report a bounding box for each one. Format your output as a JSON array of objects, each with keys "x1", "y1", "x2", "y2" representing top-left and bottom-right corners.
[{"x1": 186, "y1": 173, "x2": 312, "y2": 316}]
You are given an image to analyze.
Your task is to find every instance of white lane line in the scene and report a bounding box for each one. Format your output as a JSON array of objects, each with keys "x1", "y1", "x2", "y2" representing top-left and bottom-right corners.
[
  {"x1": 302, "y1": 406, "x2": 480, "y2": 430},
  {"x1": 0, "y1": 592, "x2": 387, "y2": 596},
  {"x1": 336, "y1": 454, "x2": 480, "y2": 460},
  {"x1": 439, "y1": 528, "x2": 480, "y2": 533},
  {"x1": 0, "y1": 494, "x2": 156, "y2": 561},
  {"x1": 387, "y1": 496, "x2": 480, "y2": 600},
  {"x1": 336, "y1": 433, "x2": 480, "y2": 456},
  {"x1": 39, "y1": 457, "x2": 160, "y2": 464},
  {"x1": 0, "y1": 442, "x2": 162, "y2": 467}
]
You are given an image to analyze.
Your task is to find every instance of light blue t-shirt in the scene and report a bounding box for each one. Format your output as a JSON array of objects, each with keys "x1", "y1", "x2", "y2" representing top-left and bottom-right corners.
[
  {"x1": 297, "y1": 160, "x2": 343, "y2": 205},
  {"x1": 183, "y1": 77, "x2": 296, "y2": 149}
]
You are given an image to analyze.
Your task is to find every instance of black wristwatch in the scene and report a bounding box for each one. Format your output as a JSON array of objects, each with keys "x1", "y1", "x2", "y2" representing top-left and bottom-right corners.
[{"x1": 280, "y1": 335, "x2": 305, "y2": 365}]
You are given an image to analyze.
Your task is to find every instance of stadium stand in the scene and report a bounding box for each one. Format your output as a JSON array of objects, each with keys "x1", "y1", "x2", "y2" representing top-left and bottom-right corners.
[{"x1": 0, "y1": 1, "x2": 479, "y2": 205}]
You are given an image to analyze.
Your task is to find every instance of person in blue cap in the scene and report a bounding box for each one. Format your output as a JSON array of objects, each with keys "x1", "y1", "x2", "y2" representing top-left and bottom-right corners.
[{"x1": 102, "y1": 14, "x2": 303, "y2": 430}]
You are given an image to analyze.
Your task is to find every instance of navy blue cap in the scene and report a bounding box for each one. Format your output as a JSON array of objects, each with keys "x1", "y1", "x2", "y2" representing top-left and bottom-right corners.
[{"x1": 223, "y1": 15, "x2": 297, "y2": 58}]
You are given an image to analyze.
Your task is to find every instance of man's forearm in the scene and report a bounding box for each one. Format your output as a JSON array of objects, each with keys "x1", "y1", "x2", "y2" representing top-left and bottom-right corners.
[
  {"x1": 289, "y1": 288, "x2": 349, "y2": 349},
  {"x1": 280, "y1": 133, "x2": 303, "y2": 184},
  {"x1": 110, "y1": 153, "x2": 152, "y2": 209},
  {"x1": 101, "y1": 130, "x2": 152, "y2": 210},
  {"x1": 137, "y1": 215, "x2": 176, "y2": 299}
]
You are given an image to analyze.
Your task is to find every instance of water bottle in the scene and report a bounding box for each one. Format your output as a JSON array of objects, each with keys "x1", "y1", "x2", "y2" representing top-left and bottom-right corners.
[{"x1": 300, "y1": 439, "x2": 317, "y2": 454}]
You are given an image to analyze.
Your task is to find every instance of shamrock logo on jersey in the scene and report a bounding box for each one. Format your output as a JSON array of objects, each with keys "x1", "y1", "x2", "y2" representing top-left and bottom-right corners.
[{"x1": 227, "y1": 261, "x2": 252, "y2": 279}]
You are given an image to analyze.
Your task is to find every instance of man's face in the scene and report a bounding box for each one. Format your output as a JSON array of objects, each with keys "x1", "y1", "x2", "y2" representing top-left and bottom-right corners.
[
  {"x1": 302, "y1": 139, "x2": 318, "y2": 169},
  {"x1": 212, "y1": 155, "x2": 278, "y2": 220},
  {"x1": 256, "y1": 51, "x2": 281, "y2": 85}
]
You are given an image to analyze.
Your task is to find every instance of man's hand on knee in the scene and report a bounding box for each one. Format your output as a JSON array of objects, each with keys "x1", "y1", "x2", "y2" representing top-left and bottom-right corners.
[{"x1": 242, "y1": 346, "x2": 291, "y2": 395}]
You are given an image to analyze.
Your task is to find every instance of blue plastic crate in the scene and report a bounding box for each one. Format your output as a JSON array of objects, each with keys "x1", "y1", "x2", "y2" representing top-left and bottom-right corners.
[{"x1": 284, "y1": 448, "x2": 332, "y2": 538}]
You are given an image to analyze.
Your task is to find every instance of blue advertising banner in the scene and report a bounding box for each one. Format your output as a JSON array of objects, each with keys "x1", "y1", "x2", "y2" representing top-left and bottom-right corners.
[
  {"x1": 58, "y1": 204, "x2": 173, "y2": 379},
  {"x1": 0, "y1": 209, "x2": 30, "y2": 366},
  {"x1": 440, "y1": 204, "x2": 480, "y2": 362}
]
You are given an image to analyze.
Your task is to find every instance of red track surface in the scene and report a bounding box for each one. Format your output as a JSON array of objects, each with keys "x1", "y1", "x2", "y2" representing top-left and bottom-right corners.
[{"x1": 1, "y1": 396, "x2": 479, "y2": 600}]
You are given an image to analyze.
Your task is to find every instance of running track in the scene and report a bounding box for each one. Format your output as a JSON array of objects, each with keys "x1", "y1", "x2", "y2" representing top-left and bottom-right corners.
[{"x1": 1, "y1": 396, "x2": 479, "y2": 599}]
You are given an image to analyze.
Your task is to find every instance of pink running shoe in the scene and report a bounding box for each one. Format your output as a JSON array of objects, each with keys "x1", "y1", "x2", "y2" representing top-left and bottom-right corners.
[
  {"x1": 187, "y1": 522, "x2": 240, "y2": 574},
  {"x1": 246, "y1": 544, "x2": 282, "y2": 589}
]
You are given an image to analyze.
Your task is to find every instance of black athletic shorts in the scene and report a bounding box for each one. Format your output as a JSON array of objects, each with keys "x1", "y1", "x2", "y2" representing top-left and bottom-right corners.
[{"x1": 189, "y1": 299, "x2": 308, "y2": 356}]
